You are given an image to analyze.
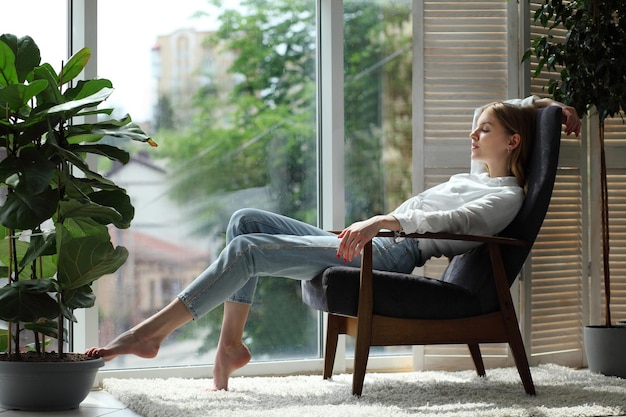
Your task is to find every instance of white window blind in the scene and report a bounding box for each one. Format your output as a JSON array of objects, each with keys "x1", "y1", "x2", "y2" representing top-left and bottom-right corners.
[
  {"x1": 521, "y1": 1, "x2": 585, "y2": 365},
  {"x1": 605, "y1": 114, "x2": 626, "y2": 324},
  {"x1": 527, "y1": 169, "x2": 584, "y2": 359},
  {"x1": 523, "y1": 0, "x2": 626, "y2": 366},
  {"x1": 417, "y1": 0, "x2": 512, "y2": 369},
  {"x1": 415, "y1": 0, "x2": 615, "y2": 370}
]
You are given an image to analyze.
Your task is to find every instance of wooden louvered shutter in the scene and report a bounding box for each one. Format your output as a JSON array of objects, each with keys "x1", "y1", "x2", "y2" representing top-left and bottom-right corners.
[
  {"x1": 415, "y1": 0, "x2": 596, "y2": 370},
  {"x1": 415, "y1": 0, "x2": 513, "y2": 369},
  {"x1": 604, "y1": 115, "x2": 626, "y2": 324},
  {"x1": 524, "y1": 0, "x2": 588, "y2": 367}
]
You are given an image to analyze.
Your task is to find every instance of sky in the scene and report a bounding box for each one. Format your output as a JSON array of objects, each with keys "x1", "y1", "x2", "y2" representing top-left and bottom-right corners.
[{"x1": 2, "y1": 0, "x2": 224, "y2": 122}]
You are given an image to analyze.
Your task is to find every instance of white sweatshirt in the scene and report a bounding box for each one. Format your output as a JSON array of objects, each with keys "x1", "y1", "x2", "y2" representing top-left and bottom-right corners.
[{"x1": 390, "y1": 171, "x2": 524, "y2": 262}]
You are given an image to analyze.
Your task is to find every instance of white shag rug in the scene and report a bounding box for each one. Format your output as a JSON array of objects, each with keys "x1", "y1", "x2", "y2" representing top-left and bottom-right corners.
[{"x1": 103, "y1": 364, "x2": 626, "y2": 417}]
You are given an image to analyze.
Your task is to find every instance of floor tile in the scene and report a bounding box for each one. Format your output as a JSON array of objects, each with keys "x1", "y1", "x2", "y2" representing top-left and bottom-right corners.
[{"x1": 0, "y1": 390, "x2": 139, "y2": 417}]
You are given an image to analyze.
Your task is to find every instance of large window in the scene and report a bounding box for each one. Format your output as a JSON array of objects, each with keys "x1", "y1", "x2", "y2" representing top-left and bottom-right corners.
[
  {"x1": 96, "y1": 0, "x2": 319, "y2": 369},
  {"x1": 6, "y1": 0, "x2": 626, "y2": 380},
  {"x1": 344, "y1": 0, "x2": 413, "y2": 221}
]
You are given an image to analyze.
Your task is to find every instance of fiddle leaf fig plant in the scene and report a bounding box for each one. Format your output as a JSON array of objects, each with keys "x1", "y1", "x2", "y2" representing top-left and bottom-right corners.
[{"x1": 0, "y1": 33, "x2": 156, "y2": 359}]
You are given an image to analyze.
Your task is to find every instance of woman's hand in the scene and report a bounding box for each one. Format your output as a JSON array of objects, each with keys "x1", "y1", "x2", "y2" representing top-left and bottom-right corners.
[
  {"x1": 560, "y1": 104, "x2": 581, "y2": 137},
  {"x1": 336, "y1": 215, "x2": 402, "y2": 262},
  {"x1": 535, "y1": 97, "x2": 581, "y2": 137}
]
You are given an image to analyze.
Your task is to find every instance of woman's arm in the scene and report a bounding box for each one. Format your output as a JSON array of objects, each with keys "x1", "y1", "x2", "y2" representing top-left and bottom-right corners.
[
  {"x1": 532, "y1": 97, "x2": 581, "y2": 137},
  {"x1": 336, "y1": 214, "x2": 401, "y2": 262},
  {"x1": 498, "y1": 96, "x2": 581, "y2": 137}
]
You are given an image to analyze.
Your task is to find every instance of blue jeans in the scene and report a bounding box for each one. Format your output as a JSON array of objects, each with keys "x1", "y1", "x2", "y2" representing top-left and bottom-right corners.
[{"x1": 178, "y1": 208, "x2": 422, "y2": 319}]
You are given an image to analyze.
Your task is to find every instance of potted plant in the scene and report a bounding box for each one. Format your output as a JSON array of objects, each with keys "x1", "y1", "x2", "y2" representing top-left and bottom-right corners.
[
  {"x1": 524, "y1": 0, "x2": 626, "y2": 377},
  {"x1": 0, "y1": 33, "x2": 156, "y2": 410}
]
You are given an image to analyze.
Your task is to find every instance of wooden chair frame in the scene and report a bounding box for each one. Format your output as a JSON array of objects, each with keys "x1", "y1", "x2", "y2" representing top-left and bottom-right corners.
[{"x1": 322, "y1": 231, "x2": 535, "y2": 396}]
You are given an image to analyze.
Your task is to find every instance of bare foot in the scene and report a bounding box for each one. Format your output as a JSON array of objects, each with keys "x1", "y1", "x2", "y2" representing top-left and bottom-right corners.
[
  {"x1": 85, "y1": 329, "x2": 162, "y2": 362},
  {"x1": 210, "y1": 342, "x2": 252, "y2": 391}
]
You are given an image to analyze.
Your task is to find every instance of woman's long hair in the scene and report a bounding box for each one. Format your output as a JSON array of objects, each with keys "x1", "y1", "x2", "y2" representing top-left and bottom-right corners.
[{"x1": 479, "y1": 102, "x2": 537, "y2": 189}]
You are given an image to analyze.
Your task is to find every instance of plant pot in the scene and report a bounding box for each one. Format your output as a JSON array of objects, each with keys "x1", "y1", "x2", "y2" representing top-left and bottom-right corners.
[
  {"x1": 584, "y1": 325, "x2": 626, "y2": 379},
  {"x1": 0, "y1": 355, "x2": 104, "y2": 411}
]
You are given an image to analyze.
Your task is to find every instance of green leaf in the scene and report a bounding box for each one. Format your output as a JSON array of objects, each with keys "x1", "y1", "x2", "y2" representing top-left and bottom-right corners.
[
  {"x1": 24, "y1": 320, "x2": 59, "y2": 339},
  {"x1": 61, "y1": 217, "x2": 111, "y2": 241},
  {"x1": 57, "y1": 235, "x2": 128, "y2": 290},
  {"x1": 0, "y1": 237, "x2": 28, "y2": 278},
  {"x1": 89, "y1": 189, "x2": 135, "y2": 228},
  {"x1": 45, "y1": 86, "x2": 113, "y2": 118},
  {"x1": 0, "y1": 147, "x2": 56, "y2": 196},
  {"x1": 67, "y1": 116, "x2": 151, "y2": 144},
  {"x1": 59, "y1": 199, "x2": 123, "y2": 226},
  {"x1": 59, "y1": 302, "x2": 77, "y2": 324},
  {"x1": 0, "y1": 34, "x2": 41, "y2": 86},
  {"x1": 15, "y1": 35, "x2": 41, "y2": 82},
  {"x1": 64, "y1": 133, "x2": 105, "y2": 144},
  {"x1": 91, "y1": 121, "x2": 152, "y2": 143},
  {"x1": 0, "y1": 279, "x2": 60, "y2": 323},
  {"x1": 0, "y1": 36, "x2": 18, "y2": 87},
  {"x1": 46, "y1": 140, "x2": 117, "y2": 187},
  {"x1": 0, "y1": 187, "x2": 58, "y2": 230},
  {"x1": 62, "y1": 284, "x2": 96, "y2": 311},
  {"x1": 68, "y1": 177, "x2": 126, "y2": 193},
  {"x1": 75, "y1": 107, "x2": 114, "y2": 117},
  {"x1": 64, "y1": 78, "x2": 112, "y2": 101},
  {"x1": 59, "y1": 47, "x2": 90, "y2": 86},
  {"x1": 69, "y1": 143, "x2": 130, "y2": 163},
  {"x1": 0, "y1": 79, "x2": 48, "y2": 111},
  {"x1": 32, "y1": 63, "x2": 63, "y2": 105},
  {"x1": 19, "y1": 230, "x2": 56, "y2": 269}
]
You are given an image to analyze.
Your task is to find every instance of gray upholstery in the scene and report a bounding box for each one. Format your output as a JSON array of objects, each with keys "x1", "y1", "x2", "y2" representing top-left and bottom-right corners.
[{"x1": 302, "y1": 106, "x2": 562, "y2": 319}]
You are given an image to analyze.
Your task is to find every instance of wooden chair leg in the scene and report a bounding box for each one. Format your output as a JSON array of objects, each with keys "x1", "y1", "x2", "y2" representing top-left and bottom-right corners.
[
  {"x1": 352, "y1": 331, "x2": 371, "y2": 396},
  {"x1": 468, "y1": 343, "x2": 486, "y2": 377},
  {"x1": 323, "y1": 314, "x2": 342, "y2": 379},
  {"x1": 488, "y1": 243, "x2": 536, "y2": 395},
  {"x1": 508, "y1": 334, "x2": 536, "y2": 395},
  {"x1": 352, "y1": 242, "x2": 374, "y2": 396}
]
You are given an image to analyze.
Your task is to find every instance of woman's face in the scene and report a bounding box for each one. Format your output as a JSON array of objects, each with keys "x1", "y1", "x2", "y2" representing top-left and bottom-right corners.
[{"x1": 469, "y1": 108, "x2": 512, "y2": 168}]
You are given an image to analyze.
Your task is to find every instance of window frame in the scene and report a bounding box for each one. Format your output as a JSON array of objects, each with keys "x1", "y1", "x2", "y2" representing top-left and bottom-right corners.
[{"x1": 58, "y1": 0, "x2": 613, "y2": 385}]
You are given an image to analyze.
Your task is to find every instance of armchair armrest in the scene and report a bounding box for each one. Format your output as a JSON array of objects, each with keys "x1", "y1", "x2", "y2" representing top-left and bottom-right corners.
[
  {"x1": 383, "y1": 231, "x2": 525, "y2": 247},
  {"x1": 329, "y1": 230, "x2": 526, "y2": 247}
]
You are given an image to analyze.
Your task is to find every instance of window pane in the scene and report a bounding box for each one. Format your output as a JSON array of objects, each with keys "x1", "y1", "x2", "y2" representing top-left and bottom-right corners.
[
  {"x1": 2, "y1": 1, "x2": 67, "y2": 64},
  {"x1": 343, "y1": 0, "x2": 413, "y2": 356},
  {"x1": 97, "y1": 0, "x2": 318, "y2": 369},
  {"x1": 344, "y1": 0, "x2": 414, "y2": 221}
]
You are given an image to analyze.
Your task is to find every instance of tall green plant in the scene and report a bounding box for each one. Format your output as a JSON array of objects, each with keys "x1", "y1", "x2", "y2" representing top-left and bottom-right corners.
[
  {"x1": 523, "y1": 0, "x2": 626, "y2": 326},
  {"x1": 0, "y1": 34, "x2": 156, "y2": 358}
]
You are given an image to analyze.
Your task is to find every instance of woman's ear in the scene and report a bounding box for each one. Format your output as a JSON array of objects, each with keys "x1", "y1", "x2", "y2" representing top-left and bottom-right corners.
[{"x1": 509, "y1": 133, "x2": 521, "y2": 150}]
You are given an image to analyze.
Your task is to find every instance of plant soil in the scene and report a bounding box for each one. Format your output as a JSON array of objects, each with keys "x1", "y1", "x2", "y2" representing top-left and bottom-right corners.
[{"x1": 0, "y1": 352, "x2": 97, "y2": 362}]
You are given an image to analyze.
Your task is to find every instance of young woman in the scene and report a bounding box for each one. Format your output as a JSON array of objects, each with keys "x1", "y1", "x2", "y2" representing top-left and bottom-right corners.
[{"x1": 86, "y1": 97, "x2": 580, "y2": 390}]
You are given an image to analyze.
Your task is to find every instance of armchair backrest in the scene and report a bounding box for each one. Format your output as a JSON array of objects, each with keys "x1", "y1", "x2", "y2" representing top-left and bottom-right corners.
[{"x1": 440, "y1": 105, "x2": 562, "y2": 313}]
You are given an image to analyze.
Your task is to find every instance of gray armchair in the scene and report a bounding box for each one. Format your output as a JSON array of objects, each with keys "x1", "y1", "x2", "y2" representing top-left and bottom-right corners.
[{"x1": 302, "y1": 105, "x2": 563, "y2": 396}]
